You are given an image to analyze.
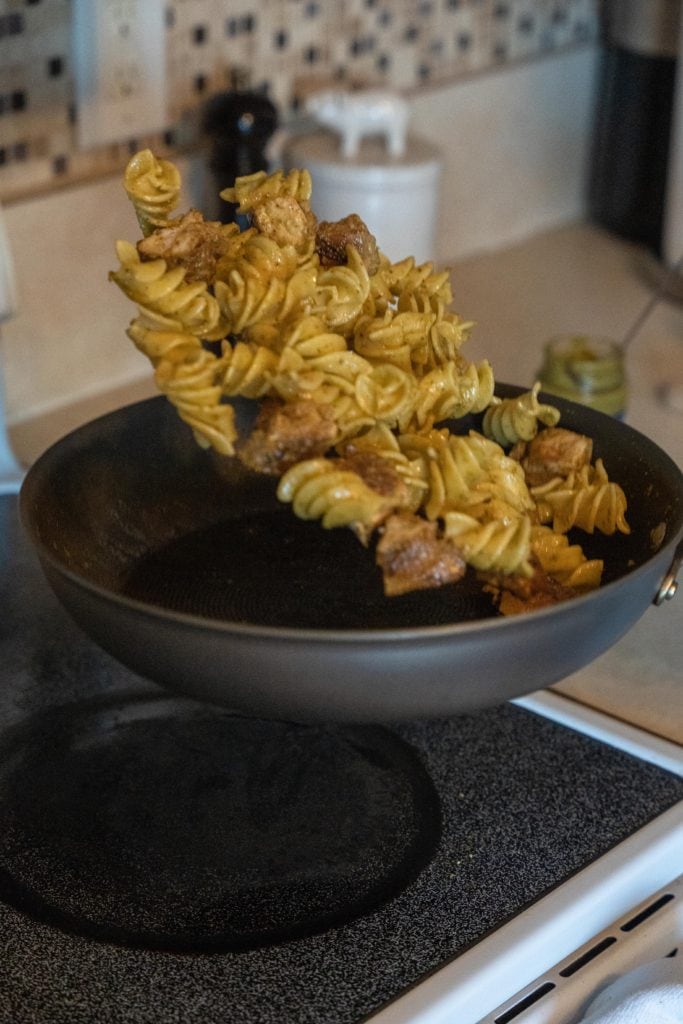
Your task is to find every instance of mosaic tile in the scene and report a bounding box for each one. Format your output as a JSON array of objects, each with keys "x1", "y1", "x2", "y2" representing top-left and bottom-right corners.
[{"x1": 0, "y1": 0, "x2": 598, "y2": 203}]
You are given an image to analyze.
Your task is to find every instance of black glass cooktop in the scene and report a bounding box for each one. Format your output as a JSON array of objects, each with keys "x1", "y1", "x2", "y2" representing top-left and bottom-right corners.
[{"x1": 1, "y1": 495, "x2": 682, "y2": 1024}]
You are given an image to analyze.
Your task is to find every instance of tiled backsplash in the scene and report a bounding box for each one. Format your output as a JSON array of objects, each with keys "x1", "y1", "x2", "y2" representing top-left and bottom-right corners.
[{"x1": 0, "y1": 0, "x2": 598, "y2": 204}]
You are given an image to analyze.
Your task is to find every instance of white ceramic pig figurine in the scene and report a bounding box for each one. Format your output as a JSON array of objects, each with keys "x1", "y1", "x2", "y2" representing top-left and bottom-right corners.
[{"x1": 305, "y1": 89, "x2": 409, "y2": 159}]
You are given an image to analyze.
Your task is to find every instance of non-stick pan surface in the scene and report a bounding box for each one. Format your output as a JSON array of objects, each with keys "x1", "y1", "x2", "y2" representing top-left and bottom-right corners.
[{"x1": 20, "y1": 386, "x2": 683, "y2": 721}]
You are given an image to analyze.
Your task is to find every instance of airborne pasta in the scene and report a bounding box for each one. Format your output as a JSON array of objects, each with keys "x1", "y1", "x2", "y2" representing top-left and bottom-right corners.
[{"x1": 111, "y1": 150, "x2": 631, "y2": 615}]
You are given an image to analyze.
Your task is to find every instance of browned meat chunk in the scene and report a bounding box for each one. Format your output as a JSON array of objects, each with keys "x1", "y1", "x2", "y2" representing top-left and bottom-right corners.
[
  {"x1": 337, "y1": 445, "x2": 407, "y2": 500},
  {"x1": 481, "y1": 566, "x2": 579, "y2": 616},
  {"x1": 137, "y1": 209, "x2": 235, "y2": 283},
  {"x1": 316, "y1": 214, "x2": 381, "y2": 275},
  {"x1": 251, "y1": 195, "x2": 317, "y2": 249},
  {"x1": 237, "y1": 398, "x2": 338, "y2": 475},
  {"x1": 521, "y1": 427, "x2": 593, "y2": 486},
  {"x1": 376, "y1": 512, "x2": 466, "y2": 597}
]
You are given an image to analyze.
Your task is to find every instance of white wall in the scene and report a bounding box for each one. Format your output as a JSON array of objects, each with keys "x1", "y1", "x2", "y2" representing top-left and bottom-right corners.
[
  {"x1": 420, "y1": 47, "x2": 600, "y2": 262},
  {"x1": 1, "y1": 45, "x2": 599, "y2": 426}
]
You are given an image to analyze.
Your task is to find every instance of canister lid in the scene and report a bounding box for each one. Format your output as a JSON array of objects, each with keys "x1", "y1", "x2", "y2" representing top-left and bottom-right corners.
[{"x1": 283, "y1": 130, "x2": 442, "y2": 189}]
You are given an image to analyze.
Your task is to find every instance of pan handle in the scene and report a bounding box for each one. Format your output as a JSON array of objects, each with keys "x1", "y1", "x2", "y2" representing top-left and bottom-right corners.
[{"x1": 654, "y1": 538, "x2": 683, "y2": 606}]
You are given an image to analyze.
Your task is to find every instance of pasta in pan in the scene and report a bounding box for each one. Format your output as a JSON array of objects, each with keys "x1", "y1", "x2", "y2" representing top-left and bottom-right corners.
[{"x1": 111, "y1": 150, "x2": 631, "y2": 615}]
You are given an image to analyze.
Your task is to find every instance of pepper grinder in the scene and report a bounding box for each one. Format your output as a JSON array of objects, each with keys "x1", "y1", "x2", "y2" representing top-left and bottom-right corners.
[{"x1": 202, "y1": 91, "x2": 278, "y2": 228}]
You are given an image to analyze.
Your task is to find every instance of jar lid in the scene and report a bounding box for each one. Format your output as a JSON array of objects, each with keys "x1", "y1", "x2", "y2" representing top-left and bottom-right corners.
[{"x1": 283, "y1": 130, "x2": 442, "y2": 189}]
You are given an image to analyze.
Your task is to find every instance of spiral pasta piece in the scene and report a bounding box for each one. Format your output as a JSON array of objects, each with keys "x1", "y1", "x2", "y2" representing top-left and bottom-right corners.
[
  {"x1": 123, "y1": 149, "x2": 181, "y2": 237},
  {"x1": 423, "y1": 308, "x2": 473, "y2": 371},
  {"x1": 482, "y1": 382, "x2": 560, "y2": 447},
  {"x1": 111, "y1": 241, "x2": 226, "y2": 340},
  {"x1": 381, "y1": 256, "x2": 453, "y2": 308},
  {"x1": 443, "y1": 511, "x2": 533, "y2": 576},
  {"x1": 354, "y1": 364, "x2": 416, "y2": 427},
  {"x1": 352, "y1": 312, "x2": 421, "y2": 374},
  {"x1": 127, "y1": 320, "x2": 236, "y2": 455},
  {"x1": 530, "y1": 525, "x2": 603, "y2": 589},
  {"x1": 112, "y1": 151, "x2": 633, "y2": 609},
  {"x1": 219, "y1": 340, "x2": 279, "y2": 399},
  {"x1": 222, "y1": 169, "x2": 313, "y2": 212},
  {"x1": 399, "y1": 429, "x2": 533, "y2": 522},
  {"x1": 531, "y1": 459, "x2": 630, "y2": 535},
  {"x1": 276, "y1": 457, "x2": 396, "y2": 535},
  {"x1": 313, "y1": 247, "x2": 371, "y2": 331},
  {"x1": 324, "y1": 393, "x2": 376, "y2": 441},
  {"x1": 410, "y1": 358, "x2": 495, "y2": 427}
]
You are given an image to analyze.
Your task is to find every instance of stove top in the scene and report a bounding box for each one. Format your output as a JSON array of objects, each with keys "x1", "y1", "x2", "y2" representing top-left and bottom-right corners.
[{"x1": 1, "y1": 495, "x2": 682, "y2": 1024}]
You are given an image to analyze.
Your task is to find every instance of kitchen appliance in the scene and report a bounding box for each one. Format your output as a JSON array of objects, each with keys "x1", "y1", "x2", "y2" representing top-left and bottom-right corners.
[
  {"x1": 588, "y1": 0, "x2": 683, "y2": 272},
  {"x1": 0, "y1": 491, "x2": 682, "y2": 1023},
  {"x1": 7, "y1": 334, "x2": 683, "y2": 1016}
]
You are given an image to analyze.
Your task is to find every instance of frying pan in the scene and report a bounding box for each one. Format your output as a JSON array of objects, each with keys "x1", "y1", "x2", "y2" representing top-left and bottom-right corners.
[{"x1": 19, "y1": 385, "x2": 683, "y2": 723}]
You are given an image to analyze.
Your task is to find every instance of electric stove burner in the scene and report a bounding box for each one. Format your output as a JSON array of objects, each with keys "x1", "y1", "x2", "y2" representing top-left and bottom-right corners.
[
  {"x1": 0, "y1": 695, "x2": 440, "y2": 952},
  {"x1": 2, "y1": 495, "x2": 683, "y2": 1024}
]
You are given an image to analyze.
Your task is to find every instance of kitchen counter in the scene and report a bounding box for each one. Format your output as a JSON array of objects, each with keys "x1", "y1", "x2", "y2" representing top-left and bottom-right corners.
[{"x1": 8, "y1": 221, "x2": 683, "y2": 744}]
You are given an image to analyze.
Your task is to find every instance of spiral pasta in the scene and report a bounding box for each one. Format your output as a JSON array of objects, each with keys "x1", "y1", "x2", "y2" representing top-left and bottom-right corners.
[
  {"x1": 379, "y1": 256, "x2": 453, "y2": 310},
  {"x1": 531, "y1": 458, "x2": 630, "y2": 535},
  {"x1": 411, "y1": 358, "x2": 495, "y2": 427},
  {"x1": 276, "y1": 457, "x2": 401, "y2": 538},
  {"x1": 313, "y1": 246, "x2": 371, "y2": 331},
  {"x1": 123, "y1": 149, "x2": 181, "y2": 236},
  {"x1": 111, "y1": 241, "x2": 226, "y2": 340},
  {"x1": 443, "y1": 511, "x2": 533, "y2": 576},
  {"x1": 222, "y1": 169, "x2": 313, "y2": 213},
  {"x1": 482, "y1": 382, "x2": 561, "y2": 447},
  {"x1": 112, "y1": 150, "x2": 632, "y2": 614},
  {"x1": 530, "y1": 525, "x2": 603, "y2": 589},
  {"x1": 219, "y1": 340, "x2": 279, "y2": 399},
  {"x1": 127, "y1": 319, "x2": 236, "y2": 455},
  {"x1": 399, "y1": 429, "x2": 533, "y2": 522}
]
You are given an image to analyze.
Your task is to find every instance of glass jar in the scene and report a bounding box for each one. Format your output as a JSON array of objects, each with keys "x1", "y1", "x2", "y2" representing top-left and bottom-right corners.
[{"x1": 536, "y1": 335, "x2": 628, "y2": 418}]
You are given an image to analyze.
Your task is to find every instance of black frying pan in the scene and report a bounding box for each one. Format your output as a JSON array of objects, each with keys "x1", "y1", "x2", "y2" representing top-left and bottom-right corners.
[{"x1": 19, "y1": 385, "x2": 683, "y2": 722}]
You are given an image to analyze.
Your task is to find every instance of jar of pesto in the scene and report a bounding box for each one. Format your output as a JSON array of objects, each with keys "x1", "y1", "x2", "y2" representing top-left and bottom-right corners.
[{"x1": 536, "y1": 335, "x2": 628, "y2": 418}]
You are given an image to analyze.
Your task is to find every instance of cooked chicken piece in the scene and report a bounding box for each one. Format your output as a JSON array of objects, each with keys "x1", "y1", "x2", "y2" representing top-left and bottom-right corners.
[
  {"x1": 316, "y1": 214, "x2": 381, "y2": 275},
  {"x1": 508, "y1": 440, "x2": 527, "y2": 463},
  {"x1": 376, "y1": 512, "x2": 466, "y2": 597},
  {"x1": 521, "y1": 427, "x2": 593, "y2": 486},
  {"x1": 137, "y1": 209, "x2": 236, "y2": 283},
  {"x1": 481, "y1": 566, "x2": 580, "y2": 616},
  {"x1": 330, "y1": 447, "x2": 411, "y2": 545},
  {"x1": 250, "y1": 195, "x2": 317, "y2": 249},
  {"x1": 237, "y1": 398, "x2": 338, "y2": 475},
  {"x1": 337, "y1": 445, "x2": 407, "y2": 500}
]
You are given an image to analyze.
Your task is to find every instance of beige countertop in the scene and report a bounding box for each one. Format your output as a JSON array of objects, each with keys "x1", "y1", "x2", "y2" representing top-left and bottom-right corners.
[{"x1": 9, "y1": 221, "x2": 683, "y2": 744}]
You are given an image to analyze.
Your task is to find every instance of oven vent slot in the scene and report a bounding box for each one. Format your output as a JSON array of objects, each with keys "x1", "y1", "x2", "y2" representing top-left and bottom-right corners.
[
  {"x1": 494, "y1": 982, "x2": 555, "y2": 1023},
  {"x1": 558, "y1": 935, "x2": 617, "y2": 978},
  {"x1": 620, "y1": 892, "x2": 674, "y2": 932},
  {"x1": 482, "y1": 875, "x2": 682, "y2": 1024}
]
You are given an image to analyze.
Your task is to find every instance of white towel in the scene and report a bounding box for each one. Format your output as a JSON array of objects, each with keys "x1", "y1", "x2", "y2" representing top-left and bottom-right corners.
[{"x1": 579, "y1": 955, "x2": 683, "y2": 1023}]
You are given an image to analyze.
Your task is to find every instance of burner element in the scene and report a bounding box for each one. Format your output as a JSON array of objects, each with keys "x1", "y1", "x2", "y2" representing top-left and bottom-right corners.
[{"x1": 0, "y1": 695, "x2": 441, "y2": 952}]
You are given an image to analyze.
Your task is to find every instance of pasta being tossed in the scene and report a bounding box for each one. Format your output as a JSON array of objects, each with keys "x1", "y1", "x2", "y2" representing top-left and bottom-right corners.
[{"x1": 110, "y1": 150, "x2": 631, "y2": 615}]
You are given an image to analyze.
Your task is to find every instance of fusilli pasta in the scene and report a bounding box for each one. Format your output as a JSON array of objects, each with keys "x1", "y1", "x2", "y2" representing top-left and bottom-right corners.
[
  {"x1": 482, "y1": 382, "x2": 561, "y2": 446},
  {"x1": 111, "y1": 150, "x2": 632, "y2": 614}
]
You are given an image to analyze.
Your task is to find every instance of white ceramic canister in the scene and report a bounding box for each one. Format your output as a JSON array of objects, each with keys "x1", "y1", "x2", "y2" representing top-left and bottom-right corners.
[{"x1": 282, "y1": 130, "x2": 443, "y2": 265}]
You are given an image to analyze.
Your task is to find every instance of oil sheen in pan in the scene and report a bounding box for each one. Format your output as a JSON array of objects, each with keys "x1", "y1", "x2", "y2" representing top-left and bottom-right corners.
[{"x1": 122, "y1": 507, "x2": 494, "y2": 629}]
